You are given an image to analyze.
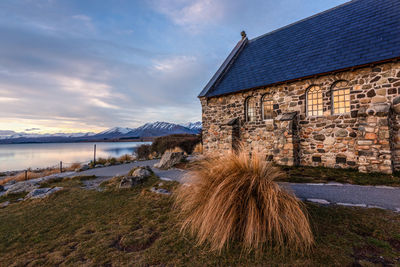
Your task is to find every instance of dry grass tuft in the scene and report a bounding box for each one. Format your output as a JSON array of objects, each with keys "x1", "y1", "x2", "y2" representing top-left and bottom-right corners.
[
  {"x1": 192, "y1": 143, "x2": 203, "y2": 154},
  {"x1": 69, "y1": 163, "x2": 82, "y2": 170},
  {"x1": 117, "y1": 154, "x2": 135, "y2": 163},
  {"x1": 0, "y1": 169, "x2": 60, "y2": 185},
  {"x1": 168, "y1": 146, "x2": 184, "y2": 153},
  {"x1": 175, "y1": 147, "x2": 314, "y2": 253}
]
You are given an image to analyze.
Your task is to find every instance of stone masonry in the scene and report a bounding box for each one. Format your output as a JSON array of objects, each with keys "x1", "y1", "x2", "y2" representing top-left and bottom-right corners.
[{"x1": 200, "y1": 62, "x2": 400, "y2": 174}]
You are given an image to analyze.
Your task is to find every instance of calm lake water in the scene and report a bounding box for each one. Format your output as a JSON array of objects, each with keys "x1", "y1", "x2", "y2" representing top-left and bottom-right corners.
[{"x1": 0, "y1": 142, "x2": 150, "y2": 172}]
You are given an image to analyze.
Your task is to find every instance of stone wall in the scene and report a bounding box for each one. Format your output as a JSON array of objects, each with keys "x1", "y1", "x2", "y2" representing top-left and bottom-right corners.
[{"x1": 201, "y1": 61, "x2": 400, "y2": 174}]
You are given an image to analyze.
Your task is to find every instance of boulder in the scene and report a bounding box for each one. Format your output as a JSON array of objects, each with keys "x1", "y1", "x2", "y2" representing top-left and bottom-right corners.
[
  {"x1": 119, "y1": 166, "x2": 152, "y2": 188},
  {"x1": 0, "y1": 201, "x2": 10, "y2": 208},
  {"x1": 150, "y1": 187, "x2": 171, "y2": 195},
  {"x1": 131, "y1": 166, "x2": 152, "y2": 178},
  {"x1": 24, "y1": 187, "x2": 63, "y2": 200},
  {"x1": 154, "y1": 152, "x2": 185, "y2": 170},
  {"x1": 75, "y1": 165, "x2": 90, "y2": 172},
  {"x1": 6, "y1": 182, "x2": 38, "y2": 195},
  {"x1": 0, "y1": 185, "x2": 4, "y2": 192}
]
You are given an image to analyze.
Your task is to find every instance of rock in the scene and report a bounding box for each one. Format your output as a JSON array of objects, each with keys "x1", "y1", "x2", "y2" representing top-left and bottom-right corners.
[
  {"x1": 313, "y1": 134, "x2": 325, "y2": 141},
  {"x1": 104, "y1": 162, "x2": 112, "y2": 167},
  {"x1": 76, "y1": 165, "x2": 90, "y2": 172},
  {"x1": 6, "y1": 182, "x2": 38, "y2": 195},
  {"x1": 95, "y1": 164, "x2": 104, "y2": 168},
  {"x1": 131, "y1": 166, "x2": 152, "y2": 178},
  {"x1": 24, "y1": 187, "x2": 63, "y2": 200},
  {"x1": 119, "y1": 166, "x2": 152, "y2": 188},
  {"x1": 335, "y1": 129, "x2": 348, "y2": 137},
  {"x1": 0, "y1": 201, "x2": 10, "y2": 208},
  {"x1": 0, "y1": 185, "x2": 4, "y2": 192},
  {"x1": 150, "y1": 187, "x2": 171, "y2": 195},
  {"x1": 154, "y1": 152, "x2": 185, "y2": 170},
  {"x1": 6, "y1": 180, "x2": 16, "y2": 186}
]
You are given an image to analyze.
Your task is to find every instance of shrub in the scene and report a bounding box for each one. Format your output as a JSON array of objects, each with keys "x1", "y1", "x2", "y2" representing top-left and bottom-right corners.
[
  {"x1": 151, "y1": 134, "x2": 200, "y2": 155},
  {"x1": 136, "y1": 144, "x2": 152, "y2": 160},
  {"x1": 192, "y1": 143, "x2": 203, "y2": 154},
  {"x1": 175, "y1": 146, "x2": 313, "y2": 253},
  {"x1": 118, "y1": 154, "x2": 135, "y2": 163}
]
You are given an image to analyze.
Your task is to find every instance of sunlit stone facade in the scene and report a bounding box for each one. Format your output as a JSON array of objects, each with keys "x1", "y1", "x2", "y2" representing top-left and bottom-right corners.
[{"x1": 200, "y1": 62, "x2": 400, "y2": 174}]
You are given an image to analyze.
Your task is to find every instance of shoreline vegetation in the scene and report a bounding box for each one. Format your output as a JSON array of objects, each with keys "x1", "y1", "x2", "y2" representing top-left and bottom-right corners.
[{"x1": 0, "y1": 154, "x2": 136, "y2": 186}]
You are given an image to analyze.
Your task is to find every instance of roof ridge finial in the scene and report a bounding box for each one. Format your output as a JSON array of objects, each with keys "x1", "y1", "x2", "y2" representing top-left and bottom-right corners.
[{"x1": 241, "y1": 30, "x2": 246, "y2": 40}]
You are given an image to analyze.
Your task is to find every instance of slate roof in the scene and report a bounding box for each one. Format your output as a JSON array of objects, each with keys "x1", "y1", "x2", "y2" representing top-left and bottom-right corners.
[{"x1": 200, "y1": 0, "x2": 400, "y2": 98}]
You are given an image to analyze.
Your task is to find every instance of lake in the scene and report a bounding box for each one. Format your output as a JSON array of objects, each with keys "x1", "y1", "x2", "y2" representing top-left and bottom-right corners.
[{"x1": 0, "y1": 142, "x2": 150, "y2": 172}]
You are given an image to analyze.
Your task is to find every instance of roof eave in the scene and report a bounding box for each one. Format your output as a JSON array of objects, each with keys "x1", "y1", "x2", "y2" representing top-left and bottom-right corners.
[
  {"x1": 198, "y1": 37, "x2": 248, "y2": 98},
  {"x1": 204, "y1": 56, "x2": 400, "y2": 99}
]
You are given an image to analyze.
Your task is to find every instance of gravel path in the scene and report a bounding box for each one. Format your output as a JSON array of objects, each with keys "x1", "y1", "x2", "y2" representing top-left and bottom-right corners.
[{"x1": 56, "y1": 160, "x2": 400, "y2": 212}]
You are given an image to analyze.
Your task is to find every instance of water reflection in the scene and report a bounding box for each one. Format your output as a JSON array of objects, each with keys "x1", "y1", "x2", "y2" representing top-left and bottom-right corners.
[{"x1": 0, "y1": 142, "x2": 150, "y2": 171}]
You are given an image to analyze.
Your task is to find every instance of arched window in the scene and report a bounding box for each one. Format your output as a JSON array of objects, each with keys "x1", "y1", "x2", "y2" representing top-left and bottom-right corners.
[
  {"x1": 262, "y1": 94, "x2": 274, "y2": 120},
  {"x1": 332, "y1": 80, "x2": 350, "y2": 114},
  {"x1": 245, "y1": 96, "x2": 256, "y2": 122},
  {"x1": 307, "y1": 85, "x2": 323, "y2": 116}
]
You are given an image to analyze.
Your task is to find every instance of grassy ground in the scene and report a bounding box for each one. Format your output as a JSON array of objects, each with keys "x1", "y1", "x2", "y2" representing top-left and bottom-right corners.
[
  {"x1": 177, "y1": 161, "x2": 400, "y2": 186},
  {"x1": 280, "y1": 165, "x2": 400, "y2": 186},
  {"x1": 0, "y1": 175, "x2": 399, "y2": 266}
]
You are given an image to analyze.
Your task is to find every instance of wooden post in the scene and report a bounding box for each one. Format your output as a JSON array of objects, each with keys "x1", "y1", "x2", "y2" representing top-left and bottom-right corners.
[
  {"x1": 94, "y1": 144, "x2": 97, "y2": 165},
  {"x1": 25, "y1": 170, "x2": 27, "y2": 180},
  {"x1": 60, "y1": 161, "x2": 63, "y2": 173}
]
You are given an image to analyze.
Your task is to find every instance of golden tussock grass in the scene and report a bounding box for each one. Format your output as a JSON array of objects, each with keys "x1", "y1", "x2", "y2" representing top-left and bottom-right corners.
[
  {"x1": 174, "y1": 146, "x2": 314, "y2": 253},
  {"x1": 0, "y1": 163, "x2": 84, "y2": 186},
  {"x1": 167, "y1": 147, "x2": 184, "y2": 153},
  {"x1": 117, "y1": 154, "x2": 135, "y2": 162},
  {"x1": 192, "y1": 143, "x2": 203, "y2": 154},
  {"x1": 0, "y1": 169, "x2": 60, "y2": 186}
]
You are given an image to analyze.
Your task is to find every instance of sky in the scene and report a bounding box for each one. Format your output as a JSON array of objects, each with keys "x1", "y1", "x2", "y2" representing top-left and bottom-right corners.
[{"x1": 0, "y1": 0, "x2": 348, "y2": 134}]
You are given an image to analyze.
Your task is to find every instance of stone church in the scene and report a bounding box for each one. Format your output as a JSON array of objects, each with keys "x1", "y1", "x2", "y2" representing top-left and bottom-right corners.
[{"x1": 198, "y1": 0, "x2": 400, "y2": 174}]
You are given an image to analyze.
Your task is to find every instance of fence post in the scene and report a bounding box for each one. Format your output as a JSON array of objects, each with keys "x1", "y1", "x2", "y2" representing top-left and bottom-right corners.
[
  {"x1": 60, "y1": 161, "x2": 63, "y2": 173},
  {"x1": 94, "y1": 144, "x2": 97, "y2": 166},
  {"x1": 25, "y1": 170, "x2": 27, "y2": 180}
]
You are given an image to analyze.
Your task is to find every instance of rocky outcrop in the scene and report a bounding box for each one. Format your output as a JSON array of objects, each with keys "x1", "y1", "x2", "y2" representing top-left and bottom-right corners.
[
  {"x1": 119, "y1": 166, "x2": 152, "y2": 188},
  {"x1": 154, "y1": 152, "x2": 185, "y2": 170},
  {"x1": 75, "y1": 165, "x2": 90, "y2": 172},
  {"x1": 24, "y1": 187, "x2": 63, "y2": 200},
  {"x1": 6, "y1": 182, "x2": 38, "y2": 195}
]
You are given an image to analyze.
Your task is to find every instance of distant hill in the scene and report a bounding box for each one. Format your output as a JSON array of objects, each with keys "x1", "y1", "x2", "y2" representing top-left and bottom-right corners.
[{"x1": 0, "y1": 121, "x2": 202, "y2": 144}]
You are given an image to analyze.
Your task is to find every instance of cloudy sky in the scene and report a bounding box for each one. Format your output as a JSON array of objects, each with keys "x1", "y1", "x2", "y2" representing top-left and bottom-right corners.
[{"x1": 0, "y1": 0, "x2": 347, "y2": 133}]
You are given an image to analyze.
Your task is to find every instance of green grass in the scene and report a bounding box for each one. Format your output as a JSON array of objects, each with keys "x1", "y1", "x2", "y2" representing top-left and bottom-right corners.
[
  {"x1": 279, "y1": 165, "x2": 400, "y2": 186},
  {"x1": 0, "y1": 175, "x2": 399, "y2": 266}
]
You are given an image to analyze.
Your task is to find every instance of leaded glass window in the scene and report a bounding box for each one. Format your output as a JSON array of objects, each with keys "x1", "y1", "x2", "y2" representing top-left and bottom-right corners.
[
  {"x1": 245, "y1": 97, "x2": 256, "y2": 122},
  {"x1": 262, "y1": 95, "x2": 274, "y2": 120},
  {"x1": 307, "y1": 85, "x2": 323, "y2": 116},
  {"x1": 332, "y1": 80, "x2": 350, "y2": 114}
]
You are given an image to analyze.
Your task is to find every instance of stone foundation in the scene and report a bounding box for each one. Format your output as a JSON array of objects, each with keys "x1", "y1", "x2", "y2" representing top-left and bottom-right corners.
[{"x1": 201, "y1": 62, "x2": 400, "y2": 174}]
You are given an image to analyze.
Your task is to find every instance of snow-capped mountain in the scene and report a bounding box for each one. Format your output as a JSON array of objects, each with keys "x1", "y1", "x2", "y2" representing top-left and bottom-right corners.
[
  {"x1": 126, "y1": 121, "x2": 199, "y2": 137},
  {"x1": 97, "y1": 127, "x2": 134, "y2": 136},
  {"x1": 0, "y1": 121, "x2": 202, "y2": 143},
  {"x1": 0, "y1": 130, "x2": 94, "y2": 140},
  {"x1": 183, "y1": 121, "x2": 202, "y2": 132}
]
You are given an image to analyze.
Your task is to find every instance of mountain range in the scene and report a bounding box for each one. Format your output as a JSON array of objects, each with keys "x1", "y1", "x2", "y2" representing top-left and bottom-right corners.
[{"x1": 0, "y1": 121, "x2": 202, "y2": 144}]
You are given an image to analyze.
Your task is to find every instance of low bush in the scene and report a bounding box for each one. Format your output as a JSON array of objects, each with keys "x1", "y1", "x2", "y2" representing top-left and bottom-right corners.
[
  {"x1": 151, "y1": 134, "x2": 200, "y2": 155},
  {"x1": 175, "y1": 146, "x2": 314, "y2": 253},
  {"x1": 136, "y1": 144, "x2": 152, "y2": 160}
]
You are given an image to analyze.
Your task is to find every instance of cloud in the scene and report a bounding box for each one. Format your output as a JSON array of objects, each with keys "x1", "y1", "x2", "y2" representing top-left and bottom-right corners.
[
  {"x1": 25, "y1": 128, "x2": 40, "y2": 132},
  {"x1": 72, "y1": 14, "x2": 91, "y2": 22},
  {"x1": 150, "y1": 0, "x2": 226, "y2": 32}
]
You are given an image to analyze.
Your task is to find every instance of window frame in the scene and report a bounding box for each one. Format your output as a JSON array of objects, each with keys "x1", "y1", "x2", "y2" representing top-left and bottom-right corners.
[
  {"x1": 306, "y1": 85, "x2": 324, "y2": 117},
  {"x1": 245, "y1": 96, "x2": 257, "y2": 122},
  {"x1": 261, "y1": 94, "x2": 274, "y2": 120},
  {"x1": 331, "y1": 80, "x2": 351, "y2": 115}
]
